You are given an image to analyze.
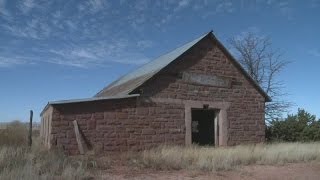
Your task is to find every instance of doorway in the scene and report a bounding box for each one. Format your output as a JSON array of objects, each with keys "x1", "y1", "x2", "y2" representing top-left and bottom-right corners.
[{"x1": 191, "y1": 109, "x2": 215, "y2": 145}]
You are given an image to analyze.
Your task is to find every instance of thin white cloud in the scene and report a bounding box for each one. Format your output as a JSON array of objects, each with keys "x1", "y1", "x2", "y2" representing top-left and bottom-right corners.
[
  {"x1": 0, "y1": 56, "x2": 26, "y2": 67},
  {"x1": 2, "y1": 16, "x2": 52, "y2": 39},
  {"x1": 2, "y1": 24, "x2": 39, "y2": 39},
  {"x1": 78, "y1": 0, "x2": 108, "y2": 14},
  {"x1": 0, "y1": 0, "x2": 11, "y2": 20},
  {"x1": 215, "y1": 1, "x2": 234, "y2": 14},
  {"x1": 192, "y1": 0, "x2": 208, "y2": 11},
  {"x1": 277, "y1": 1, "x2": 294, "y2": 20},
  {"x1": 174, "y1": 0, "x2": 191, "y2": 11},
  {"x1": 47, "y1": 39, "x2": 149, "y2": 68},
  {"x1": 133, "y1": 0, "x2": 148, "y2": 11},
  {"x1": 308, "y1": 49, "x2": 320, "y2": 58},
  {"x1": 201, "y1": 0, "x2": 235, "y2": 19},
  {"x1": 19, "y1": 0, "x2": 36, "y2": 14},
  {"x1": 70, "y1": 49, "x2": 97, "y2": 59},
  {"x1": 137, "y1": 40, "x2": 154, "y2": 49}
]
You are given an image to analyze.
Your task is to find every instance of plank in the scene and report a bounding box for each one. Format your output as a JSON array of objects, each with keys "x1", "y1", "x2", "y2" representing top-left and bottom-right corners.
[{"x1": 73, "y1": 120, "x2": 85, "y2": 155}]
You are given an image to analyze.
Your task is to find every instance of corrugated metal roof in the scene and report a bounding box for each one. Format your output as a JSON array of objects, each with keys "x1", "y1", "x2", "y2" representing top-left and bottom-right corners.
[
  {"x1": 49, "y1": 94, "x2": 140, "y2": 105},
  {"x1": 95, "y1": 31, "x2": 212, "y2": 97},
  {"x1": 40, "y1": 94, "x2": 140, "y2": 115}
]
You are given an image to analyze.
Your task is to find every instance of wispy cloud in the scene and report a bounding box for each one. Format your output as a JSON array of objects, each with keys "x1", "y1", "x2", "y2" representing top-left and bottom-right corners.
[
  {"x1": 137, "y1": 40, "x2": 154, "y2": 49},
  {"x1": 78, "y1": 0, "x2": 108, "y2": 14},
  {"x1": 0, "y1": 0, "x2": 307, "y2": 69},
  {"x1": 215, "y1": 1, "x2": 234, "y2": 14},
  {"x1": 0, "y1": 0, "x2": 11, "y2": 20},
  {"x1": 0, "y1": 56, "x2": 26, "y2": 67},
  {"x1": 277, "y1": 1, "x2": 294, "y2": 20},
  {"x1": 174, "y1": 0, "x2": 191, "y2": 11},
  {"x1": 46, "y1": 39, "x2": 149, "y2": 68},
  {"x1": 2, "y1": 17, "x2": 51, "y2": 39},
  {"x1": 201, "y1": 0, "x2": 235, "y2": 19},
  {"x1": 308, "y1": 49, "x2": 320, "y2": 58},
  {"x1": 19, "y1": 0, "x2": 36, "y2": 14}
]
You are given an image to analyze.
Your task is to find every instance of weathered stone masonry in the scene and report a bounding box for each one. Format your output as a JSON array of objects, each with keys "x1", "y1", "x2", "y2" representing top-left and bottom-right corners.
[
  {"x1": 40, "y1": 32, "x2": 268, "y2": 155},
  {"x1": 137, "y1": 36, "x2": 266, "y2": 145},
  {"x1": 48, "y1": 99, "x2": 185, "y2": 155}
]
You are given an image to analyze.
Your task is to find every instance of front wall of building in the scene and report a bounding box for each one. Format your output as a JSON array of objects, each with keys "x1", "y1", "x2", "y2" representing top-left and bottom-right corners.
[{"x1": 138, "y1": 36, "x2": 266, "y2": 146}]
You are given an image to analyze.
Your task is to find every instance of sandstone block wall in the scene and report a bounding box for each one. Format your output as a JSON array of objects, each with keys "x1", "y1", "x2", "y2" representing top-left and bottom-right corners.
[
  {"x1": 49, "y1": 99, "x2": 185, "y2": 155},
  {"x1": 136, "y1": 36, "x2": 266, "y2": 145}
]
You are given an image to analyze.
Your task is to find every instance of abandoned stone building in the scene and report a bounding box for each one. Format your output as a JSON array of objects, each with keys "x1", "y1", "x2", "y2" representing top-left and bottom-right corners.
[{"x1": 40, "y1": 31, "x2": 270, "y2": 155}]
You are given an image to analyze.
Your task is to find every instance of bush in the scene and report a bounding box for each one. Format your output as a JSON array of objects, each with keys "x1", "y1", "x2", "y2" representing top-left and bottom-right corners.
[{"x1": 267, "y1": 109, "x2": 320, "y2": 142}]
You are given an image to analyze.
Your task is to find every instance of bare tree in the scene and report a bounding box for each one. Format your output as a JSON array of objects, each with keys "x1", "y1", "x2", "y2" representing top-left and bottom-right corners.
[{"x1": 229, "y1": 32, "x2": 291, "y2": 122}]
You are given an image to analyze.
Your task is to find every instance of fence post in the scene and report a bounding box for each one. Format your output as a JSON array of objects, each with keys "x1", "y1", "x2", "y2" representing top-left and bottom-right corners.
[{"x1": 29, "y1": 110, "x2": 33, "y2": 147}]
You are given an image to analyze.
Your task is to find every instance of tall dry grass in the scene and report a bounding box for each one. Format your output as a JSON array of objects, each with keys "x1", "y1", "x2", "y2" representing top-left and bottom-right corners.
[
  {"x1": 2, "y1": 121, "x2": 320, "y2": 178},
  {"x1": 0, "y1": 121, "x2": 96, "y2": 180},
  {"x1": 0, "y1": 121, "x2": 29, "y2": 146},
  {"x1": 132, "y1": 143, "x2": 320, "y2": 171}
]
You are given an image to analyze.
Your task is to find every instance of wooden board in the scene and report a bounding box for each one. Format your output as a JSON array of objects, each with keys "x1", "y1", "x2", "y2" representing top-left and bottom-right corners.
[{"x1": 73, "y1": 120, "x2": 85, "y2": 155}]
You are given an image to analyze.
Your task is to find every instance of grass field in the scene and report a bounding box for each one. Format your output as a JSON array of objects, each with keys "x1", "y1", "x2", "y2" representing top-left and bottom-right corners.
[
  {"x1": 1, "y1": 121, "x2": 320, "y2": 179},
  {"x1": 0, "y1": 121, "x2": 94, "y2": 179},
  {"x1": 131, "y1": 143, "x2": 320, "y2": 171}
]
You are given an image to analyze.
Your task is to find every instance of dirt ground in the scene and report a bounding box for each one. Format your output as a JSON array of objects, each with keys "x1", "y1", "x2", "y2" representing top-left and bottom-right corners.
[{"x1": 94, "y1": 162, "x2": 320, "y2": 180}]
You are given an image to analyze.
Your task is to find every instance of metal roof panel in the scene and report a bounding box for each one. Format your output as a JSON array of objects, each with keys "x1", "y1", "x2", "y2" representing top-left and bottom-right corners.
[{"x1": 95, "y1": 31, "x2": 211, "y2": 97}]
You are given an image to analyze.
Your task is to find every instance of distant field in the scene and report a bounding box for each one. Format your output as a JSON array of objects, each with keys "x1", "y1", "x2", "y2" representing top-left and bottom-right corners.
[
  {"x1": 1, "y1": 121, "x2": 320, "y2": 180},
  {"x1": 0, "y1": 122, "x2": 39, "y2": 130}
]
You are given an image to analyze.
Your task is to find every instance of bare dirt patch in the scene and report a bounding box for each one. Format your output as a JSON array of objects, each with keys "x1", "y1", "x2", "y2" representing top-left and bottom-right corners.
[{"x1": 96, "y1": 162, "x2": 320, "y2": 180}]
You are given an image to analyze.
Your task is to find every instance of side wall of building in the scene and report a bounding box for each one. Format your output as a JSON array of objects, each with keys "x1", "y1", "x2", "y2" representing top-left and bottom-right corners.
[
  {"x1": 49, "y1": 98, "x2": 185, "y2": 155},
  {"x1": 40, "y1": 106, "x2": 53, "y2": 148}
]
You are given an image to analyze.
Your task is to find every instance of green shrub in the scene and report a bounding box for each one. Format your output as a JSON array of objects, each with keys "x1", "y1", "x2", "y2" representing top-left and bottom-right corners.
[{"x1": 267, "y1": 109, "x2": 320, "y2": 142}]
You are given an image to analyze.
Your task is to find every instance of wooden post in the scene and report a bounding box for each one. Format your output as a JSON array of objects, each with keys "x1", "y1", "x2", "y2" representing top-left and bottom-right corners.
[
  {"x1": 73, "y1": 120, "x2": 85, "y2": 154},
  {"x1": 29, "y1": 110, "x2": 33, "y2": 147}
]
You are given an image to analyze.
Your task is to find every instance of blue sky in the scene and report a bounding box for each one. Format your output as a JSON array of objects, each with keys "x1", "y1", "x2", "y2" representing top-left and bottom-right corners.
[{"x1": 0, "y1": 0, "x2": 319, "y2": 122}]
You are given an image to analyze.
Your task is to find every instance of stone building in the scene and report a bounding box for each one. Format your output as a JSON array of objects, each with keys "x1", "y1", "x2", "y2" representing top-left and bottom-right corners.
[{"x1": 40, "y1": 31, "x2": 270, "y2": 155}]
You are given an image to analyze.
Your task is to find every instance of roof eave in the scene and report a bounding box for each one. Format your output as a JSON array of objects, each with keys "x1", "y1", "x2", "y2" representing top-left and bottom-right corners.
[
  {"x1": 40, "y1": 103, "x2": 50, "y2": 116},
  {"x1": 49, "y1": 94, "x2": 140, "y2": 105}
]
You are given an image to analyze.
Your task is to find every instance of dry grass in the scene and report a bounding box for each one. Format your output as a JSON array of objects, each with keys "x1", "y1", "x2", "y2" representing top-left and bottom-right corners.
[
  {"x1": 131, "y1": 143, "x2": 320, "y2": 171},
  {"x1": 0, "y1": 121, "x2": 29, "y2": 146},
  {"x1": 2, "y1": 121, "x2": 320, "y2": 178},
  {"x1": 0, "y1": 121, "x2": 95, "y2": 180}
]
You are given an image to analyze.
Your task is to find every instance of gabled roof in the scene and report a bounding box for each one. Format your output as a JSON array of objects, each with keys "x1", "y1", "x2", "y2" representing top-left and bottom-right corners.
[
  {"x1": 41, "y1": 31, "x2": 270, "y2": 116},
  {"x1": 95, "y1": 31, "x2": 271, "y2": 102},
  {"x1": 94, "y1": 31, "x2": 211, "y2": 97}
]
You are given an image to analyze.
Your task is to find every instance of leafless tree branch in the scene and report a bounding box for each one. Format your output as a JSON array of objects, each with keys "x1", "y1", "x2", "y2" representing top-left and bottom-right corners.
[{"x1": 228, "y1": 32, "x2": 292, "y2": 122}]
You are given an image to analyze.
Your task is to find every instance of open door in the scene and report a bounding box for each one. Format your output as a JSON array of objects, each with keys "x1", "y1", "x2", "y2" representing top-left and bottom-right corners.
[{"x1": 191, "y1": 109, "x2": 215, "y2": 146}]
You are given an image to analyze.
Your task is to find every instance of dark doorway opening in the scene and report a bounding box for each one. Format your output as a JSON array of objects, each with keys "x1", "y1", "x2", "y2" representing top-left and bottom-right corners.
[{"x1": 191, "y1": 109, "x2": 215, "y2": 146}]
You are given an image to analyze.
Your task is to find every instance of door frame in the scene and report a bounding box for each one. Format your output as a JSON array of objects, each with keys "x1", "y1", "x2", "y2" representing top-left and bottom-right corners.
[{"x1": 185, "y1": 101, "x2": 230, "y2": 146}]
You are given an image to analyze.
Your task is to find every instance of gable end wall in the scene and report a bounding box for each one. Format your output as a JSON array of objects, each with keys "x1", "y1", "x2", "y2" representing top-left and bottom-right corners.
[{"x1": 137, "y1": 36, "x2": 266, "y2": 145}]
